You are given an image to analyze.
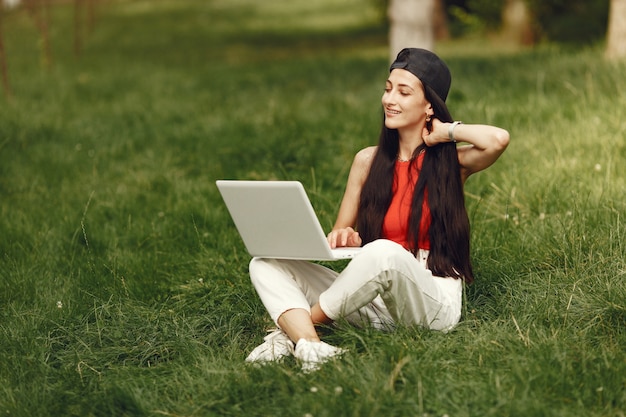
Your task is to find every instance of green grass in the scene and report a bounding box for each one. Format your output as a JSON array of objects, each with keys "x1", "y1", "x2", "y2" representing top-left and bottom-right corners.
[{"x1": 1, "y1": 0, "x2": 625, "y2": 416}]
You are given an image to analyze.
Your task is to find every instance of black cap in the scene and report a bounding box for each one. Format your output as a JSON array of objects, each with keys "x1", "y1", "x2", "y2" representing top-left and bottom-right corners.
[{"x1": 390, "y1": 48, "x2": 451, "y2": 103}]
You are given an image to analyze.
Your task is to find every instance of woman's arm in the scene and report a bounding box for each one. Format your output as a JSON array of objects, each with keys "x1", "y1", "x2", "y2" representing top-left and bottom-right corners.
[
  {"x1": 327, "y1": 146, "x2": 376, "y2": 248},
  {"x1": 424, "y1": 119, "x2": 510, "y2": 182}
]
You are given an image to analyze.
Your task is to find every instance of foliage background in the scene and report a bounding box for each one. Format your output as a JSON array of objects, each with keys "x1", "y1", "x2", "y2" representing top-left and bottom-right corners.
[{"x1": 447, "y1": 0, "x2": 610, "y2": 43}]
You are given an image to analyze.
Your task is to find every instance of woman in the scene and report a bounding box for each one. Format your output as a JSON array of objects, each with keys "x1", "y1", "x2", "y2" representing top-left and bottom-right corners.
[{"x1": 246, "y1": 48, "x2": 509, "y2": 372}]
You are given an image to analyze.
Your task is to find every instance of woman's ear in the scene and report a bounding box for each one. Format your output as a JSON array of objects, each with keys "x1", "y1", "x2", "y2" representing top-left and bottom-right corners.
[
  {"x1": 425, "y1": 102, "x2": 434, "y2": 117},
  {"x1": 425, "y1": 103, "x2": 434, "y2": 132}
]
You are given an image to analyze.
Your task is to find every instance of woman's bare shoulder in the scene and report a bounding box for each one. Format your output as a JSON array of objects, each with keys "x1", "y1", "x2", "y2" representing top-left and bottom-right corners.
[
  {"x1": 353, "y1": 146, "x2": 377, "y2": 167},
  {"x1": 346, "y1": 146, "x2": 377, "y2": 184}
]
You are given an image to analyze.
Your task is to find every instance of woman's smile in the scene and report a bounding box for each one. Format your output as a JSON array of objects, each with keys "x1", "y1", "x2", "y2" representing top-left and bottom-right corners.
[{"x1": 385, "y1": 108, "x2": 401, "y2": 117}]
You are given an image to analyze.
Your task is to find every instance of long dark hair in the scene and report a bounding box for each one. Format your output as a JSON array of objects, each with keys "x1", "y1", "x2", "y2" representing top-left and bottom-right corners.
[{"x1": 356, "y1": 84, "x2": 474, "y2": 283}]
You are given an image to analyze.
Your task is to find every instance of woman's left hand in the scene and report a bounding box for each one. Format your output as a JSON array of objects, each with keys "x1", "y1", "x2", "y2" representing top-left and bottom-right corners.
[
  {"x1": 424, "y1": 118, "x2": 510, "y2": 179},
  {"x1": 422, "y1": 118, "x2": 449, "y2": 147}
]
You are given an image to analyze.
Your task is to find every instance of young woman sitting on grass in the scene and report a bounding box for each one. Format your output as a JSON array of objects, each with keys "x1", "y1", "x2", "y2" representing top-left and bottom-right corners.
[{"x1": 246, "y1": 48, "x2": 510, "y2": 372}]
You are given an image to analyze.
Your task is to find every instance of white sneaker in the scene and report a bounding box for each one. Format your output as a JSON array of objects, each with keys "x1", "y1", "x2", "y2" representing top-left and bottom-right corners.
[
  {"x1": 294, "y1": 338, "x2": 346, "y2": 372},
  {"x1": 245, "y1": 329, "x2": 294, "y2": 363}
]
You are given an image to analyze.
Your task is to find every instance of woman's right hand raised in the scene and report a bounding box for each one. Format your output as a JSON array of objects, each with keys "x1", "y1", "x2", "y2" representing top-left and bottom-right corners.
[{"x1": 327, "y1": 227, "x2": 362, "y2": 249}]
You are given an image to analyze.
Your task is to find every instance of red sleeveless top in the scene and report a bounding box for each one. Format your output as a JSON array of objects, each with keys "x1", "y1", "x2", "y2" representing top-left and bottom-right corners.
[{"x1": 382, "y1": 152, "x2": 431, "y2": 250}]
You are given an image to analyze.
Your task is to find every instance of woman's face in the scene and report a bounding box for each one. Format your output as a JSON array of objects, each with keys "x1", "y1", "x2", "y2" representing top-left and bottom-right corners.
[{"x1": 382, "y1": 68, "x2": 432, "y2": 132}]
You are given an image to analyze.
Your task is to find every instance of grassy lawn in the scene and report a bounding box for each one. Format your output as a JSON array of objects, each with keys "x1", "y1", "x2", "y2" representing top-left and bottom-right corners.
[{"x1": 1, "y1": 0, "x2": 625, "y2": 416}]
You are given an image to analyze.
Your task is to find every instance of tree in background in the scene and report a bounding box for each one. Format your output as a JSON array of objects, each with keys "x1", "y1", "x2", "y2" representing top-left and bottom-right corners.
[
  {"x1": 525, "y1": 0, "x2": 609, "y2": 44},
  {"x1": 388, "y1": 0, "x2": 435, "y2": 61},
  {"x1": 74, "y1": 0, "x2": 99, "y2": 57},
  {"x1": 386, "y1": 0, "x2": 533, "y2": 59},
  {"x1": 24, "y1": 0, "x2": 52, "y2": 69},
  {"x1": 434, "y1": 0, "x2": 450, "y2": 41},
  {"x1": 0, "y1": 0, "x2": 102, "y2": 98},
  {"x1": 447, "y1": 0, "x2": 612, "y2": 47},
  {"x1": 606, "y1": 0, "x2": 626, "y2": 60},
  {"x1": 0, "y1": 2, "x2": 11, "y2": 98},
  {"x1": 501, "y1": 0, "x2": 533, "y2": 44}
]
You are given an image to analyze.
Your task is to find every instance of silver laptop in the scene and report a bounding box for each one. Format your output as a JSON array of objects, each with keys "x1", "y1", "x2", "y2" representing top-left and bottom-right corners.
[{"x1": 216, "y1": 180, "x2": 362, "y2": 261}]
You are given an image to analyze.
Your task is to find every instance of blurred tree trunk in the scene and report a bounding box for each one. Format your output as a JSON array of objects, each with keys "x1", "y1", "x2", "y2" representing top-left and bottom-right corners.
[
  {"x1": 0, "y1": 3, "x2": 12, "y2": 98},
  {"x1": 501, "y1": 0, "x2": 534, "y2": 45},
  {"x1": 74, "y1": 0, "x2": 83, "y2": 56},
  {"x1": 434, "y1": 0, "x2": 449, "y2": 41},
  {"x1": 24, "y1": 0, "x2": 52, "y2": 69},
  {"x1": 606, "y1": 0, "x2": 626, "y2": 60},
  {"x1": 388, "y1": 0, "x2": 435, "y2": 62},
  {"x1": 74, "y1": 0, "x2": 99, "y2": 57}
]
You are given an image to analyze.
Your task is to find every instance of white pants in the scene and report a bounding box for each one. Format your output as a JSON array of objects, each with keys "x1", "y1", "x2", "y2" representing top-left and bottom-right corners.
[{"x1": 249, "y1": 239, "x2": 463, "y2": 332}]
